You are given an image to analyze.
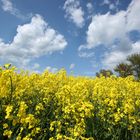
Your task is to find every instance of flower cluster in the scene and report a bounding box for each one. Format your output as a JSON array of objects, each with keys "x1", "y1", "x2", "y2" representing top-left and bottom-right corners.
[{"x1": 0, "y1": 66, "x2": 140, "y2": 139}]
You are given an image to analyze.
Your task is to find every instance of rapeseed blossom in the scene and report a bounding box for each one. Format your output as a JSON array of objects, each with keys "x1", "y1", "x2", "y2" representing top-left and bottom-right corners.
[{"x1": 0, "y1": 65, "x2": 140, "y2": 139}]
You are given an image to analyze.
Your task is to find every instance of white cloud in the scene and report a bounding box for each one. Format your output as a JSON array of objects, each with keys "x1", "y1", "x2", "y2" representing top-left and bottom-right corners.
[
  {"x1": 1, "y1": 0, "x2": 31, "y2": 19},
  {"x1": 126, "y1": 0, "x2": 140, "y2": 31},
  {"x1": 86, "y1": 2, "x2": 93, "y2": 14},
  {"x1": 103, "y1": 41, "x2": 140, "y2": 69},
  {"x1": 81, "y1": 11, "x2": 126, "y2": 49},
  {"x1": 102, "y1": 0, "x2": 110, "y2": 5},
  {"x1": 69, "y1": 63, "x2": 75, "y2": 69},
  {"x1": 109, "y1": 3, "x2": 115, "y2": 10},
  {"x1": 131, "y1": 41, "x2": 140, "y2": 53},
  {"x1": 63, "y1": 0, "x2": 84, "y2": 28},
  {"x1": 103, "y1": 51, "x2": 128, "y2": 69},
  {"x1": 0, "y1": 14, "x2": 67, "y2": 68},
  {"x1": 101, "y1": 0, "x2": 119, "y2": 11},
  {"x1": 78, "y1": 45, "x2": 95, "y2": 58},
  {"x1": 1, "y1": 0, "x2": 13, "y2": 11},
  {"x1": 79, "y1": 51, "x2": 94, "y2": 58},
  {"x1": 45, "y1": 66, "x2": 58, "y2": 73},
  {"x1": 78, "y1": 0, "x2": 140, "y2": 69}
]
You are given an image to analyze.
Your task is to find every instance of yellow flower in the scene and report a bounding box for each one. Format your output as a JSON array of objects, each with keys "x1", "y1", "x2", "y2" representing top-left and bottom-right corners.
[
  {"x1": 5, "y1": 105, "x2": 13, "y2": 119},
  {"x1": 35, "y1": 103, "x2": 44, "y2": 114},
  {"x1": 3, "y1": 130, "x2": 12, "y2": 138},
  {"x1": 17, "y1": 101, "x2": 28, "y2": 118},
  {"x1": 50, "y1": 121, "x2": 56, "y2": 131},
  {"x1": 25, "y1": 114, "x2": 37, "y2": 129},
  {"x1": 56, "y1": 134, "x2": 63, "y2": 140},
  {"x1": 114, "y1": 113, "x2": 121, "y2": 123},
  {"x1": 31, "y1": 127, "x2": 41, "y2": 136},
  {"x1": 16, "y1": 135, "x2": 22, "y2": 140},
  {"x1": 49, "y1": 137, "x2": 54, "y2": 140},
  {"x1": 3, "y1": 123, "x2": 8, "y2": 129},
  {"x1": 22, "y1": 135, "x2": 32, "y2": 140},
  {"x1": 1, "y1": 65, "x2": 140, "y2": 139}
]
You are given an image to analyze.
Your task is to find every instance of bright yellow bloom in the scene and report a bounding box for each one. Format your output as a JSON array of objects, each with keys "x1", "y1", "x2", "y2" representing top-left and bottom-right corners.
[
  {"x1": 5, "y1": 105, "x2": 13, "y2": 119},
  {"x1": 3, "y1": 123, "x2": 8, "y2": 129},
  {"x1": 0, "y1": 66, "x2": 140, "y2": 139},
  {"x1": 3, "y1": 130, "x2": 12, "y2": 138}
]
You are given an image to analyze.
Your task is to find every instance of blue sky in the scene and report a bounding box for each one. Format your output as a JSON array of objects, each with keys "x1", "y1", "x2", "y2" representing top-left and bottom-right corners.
[{"x1": 0, "y1": 0, "x2": 140, "y2": 76}]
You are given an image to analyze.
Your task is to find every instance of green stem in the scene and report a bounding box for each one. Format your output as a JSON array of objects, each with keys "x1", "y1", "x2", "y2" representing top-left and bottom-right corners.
[{"x1": 9, "y1": 75, "x2": 13, "y2": 103}]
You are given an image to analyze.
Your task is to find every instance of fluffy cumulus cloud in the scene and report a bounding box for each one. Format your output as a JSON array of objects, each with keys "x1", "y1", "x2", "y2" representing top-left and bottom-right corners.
[
  {"x1": 1, "y1": 0, "x2": 31, "y2": 19},
  {"x1": 79, "y1": 0, "x2": 140, "y2": 69},
  {"x1": 0, "y1": 14, "x2": 67, "y2": 68},
  {"x1": 83, "y1": 11, "x2": 126, "y2": 48},
  {"x1": 126, "y1": 0, "x2": 140, "y2": 31},
  {"x1": 63, "y1": 0, "x2": 84, "y2": 28}
]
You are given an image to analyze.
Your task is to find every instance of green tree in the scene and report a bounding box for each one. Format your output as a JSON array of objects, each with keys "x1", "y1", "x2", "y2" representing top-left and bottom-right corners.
[
  {"x1": 96, "y1": 69, "x2": 113, "y2": 78},
  {"x1": 114, "y1": 63, "x2": 133, "y2": 78},
  {"x1": 127, "y1": 53, "x2": 140, "y2": 79}
]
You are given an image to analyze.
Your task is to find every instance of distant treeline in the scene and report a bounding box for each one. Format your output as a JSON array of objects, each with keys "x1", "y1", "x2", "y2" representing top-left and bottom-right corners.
[{"x1": 96, "y1": 53, "x2": 140, "y2": 80}]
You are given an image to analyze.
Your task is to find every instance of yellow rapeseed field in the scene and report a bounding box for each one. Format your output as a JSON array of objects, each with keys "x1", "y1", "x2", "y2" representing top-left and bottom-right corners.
[{"x1": 0, "y1": 65, "x2": 140, "y2": 140}]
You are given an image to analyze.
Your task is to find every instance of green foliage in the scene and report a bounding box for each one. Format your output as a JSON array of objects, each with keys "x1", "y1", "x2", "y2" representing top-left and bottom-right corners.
[
  {"x1": 113, "y1": 53, "x2": 140, "y2": 79},
  {"x1": 127, "y1": 53, "x2": 140, "y2": 79},
  {"x1": 114, "y1": 63, "x2": 133, "y2": 78},
  {"x1": 96, "y1": 69, "x2": 113, "y2": 78}
]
